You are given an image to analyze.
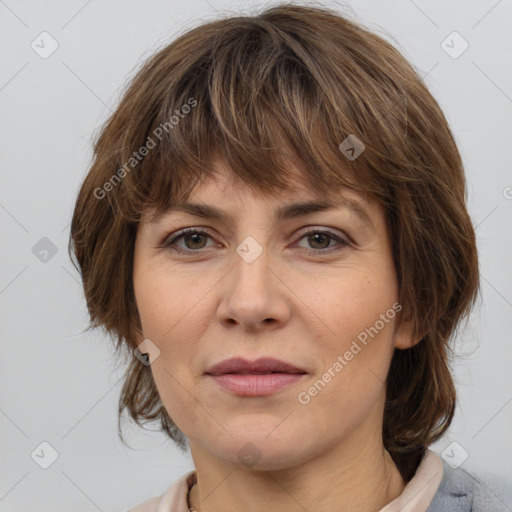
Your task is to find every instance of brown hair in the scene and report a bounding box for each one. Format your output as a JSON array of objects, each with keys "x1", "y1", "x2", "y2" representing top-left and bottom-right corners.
[{"x1": 68, "y1": 2, "x2": 479, "y2": 481}]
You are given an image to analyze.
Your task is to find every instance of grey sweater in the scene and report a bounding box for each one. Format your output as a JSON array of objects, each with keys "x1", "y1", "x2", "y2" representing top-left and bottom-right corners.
[{"x1": 426, "y1": 460, "x2": 510, "y2": 511}]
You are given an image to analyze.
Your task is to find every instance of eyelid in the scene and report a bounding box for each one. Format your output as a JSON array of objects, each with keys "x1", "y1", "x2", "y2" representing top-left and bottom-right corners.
[
  {"x1": 295, "y1": 225, "x2": 350, "y2": 243},
  {"x1": 160, "y1": 225, "x2": 351, "y2": 255},
  {"x1": 292, "y1": 226, "x2": 350, "y2": 252},
  {"x1": 161, "y1": 226, "x2": 216, "y2": 248}
]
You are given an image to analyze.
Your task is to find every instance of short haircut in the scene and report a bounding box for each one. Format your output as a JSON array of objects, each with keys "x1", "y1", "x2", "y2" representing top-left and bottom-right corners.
[{"x1": 69, "y1": 2, "x2": 479, "y2": 481}]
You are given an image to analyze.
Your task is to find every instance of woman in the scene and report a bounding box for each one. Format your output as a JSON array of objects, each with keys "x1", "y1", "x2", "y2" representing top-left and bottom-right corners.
[{"x1": 69, "y1": 3, "x2": 507, "y2": 511}]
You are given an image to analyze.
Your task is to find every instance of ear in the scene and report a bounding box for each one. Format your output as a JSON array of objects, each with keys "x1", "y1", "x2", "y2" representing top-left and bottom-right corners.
[{"x1": 393, "y1": 312, "x2": 424, "y2": 350}]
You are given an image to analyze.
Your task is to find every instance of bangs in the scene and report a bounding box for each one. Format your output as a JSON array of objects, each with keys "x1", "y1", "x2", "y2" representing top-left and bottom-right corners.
[{"x1": 112, "y1": 16, "x2": 397, "y2": 222}]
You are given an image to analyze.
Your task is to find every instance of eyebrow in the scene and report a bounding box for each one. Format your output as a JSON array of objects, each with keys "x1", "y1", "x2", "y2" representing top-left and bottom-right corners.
[{"x1": 149, "y1": 197, "x2": 375, "y2": 231}]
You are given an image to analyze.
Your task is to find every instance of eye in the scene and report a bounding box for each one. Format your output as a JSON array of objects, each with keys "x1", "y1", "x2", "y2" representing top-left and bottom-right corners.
[
  {"x1": 161, "y1": 227, "x2": 349, "y2": 256},
  {"x1": 294, "y1": 228, "x2": 349, "y2": 253},
  {"x1": 162, "y1": 228, "x2": 215, "y2": 255}
]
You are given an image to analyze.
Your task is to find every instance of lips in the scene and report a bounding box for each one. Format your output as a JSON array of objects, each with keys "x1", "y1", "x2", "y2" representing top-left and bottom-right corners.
[{"x1": 205, "y1": 357, "x2": 307, "y2": 376}]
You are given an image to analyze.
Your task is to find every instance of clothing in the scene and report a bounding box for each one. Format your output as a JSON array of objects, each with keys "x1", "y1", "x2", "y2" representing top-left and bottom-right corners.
[{"x1": 127, "y1": 449, "x2": 509, "y2": 512}]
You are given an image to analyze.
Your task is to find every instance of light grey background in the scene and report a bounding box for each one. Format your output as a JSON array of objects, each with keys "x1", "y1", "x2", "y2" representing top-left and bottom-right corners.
[{"x1": 1, "y1": 0, "x2": 511, "y2": 510}]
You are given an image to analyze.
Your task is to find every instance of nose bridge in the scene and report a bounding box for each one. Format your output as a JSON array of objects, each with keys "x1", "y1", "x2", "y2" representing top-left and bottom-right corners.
[
  {"x1": 217, "y1": 235, "x2": 289, "y2": 330},
  {"x1": 231, "y1": 236, "x2": 271, "y2": 300}
]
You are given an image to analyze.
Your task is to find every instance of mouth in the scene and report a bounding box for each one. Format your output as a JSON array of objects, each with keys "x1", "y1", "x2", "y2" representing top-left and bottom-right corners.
[
  {"x1": 204, "y1": 357, "x2": 308, "y2": 396},
  {"x1": 208, "y1": 372, "x2": 306, "y2": 378},
  {"x1": 205, "y1": 357, "x2": 307, "y2": 376},
  {"x1": 206, "y1": 373, "x2": 307, "y2": 396}
]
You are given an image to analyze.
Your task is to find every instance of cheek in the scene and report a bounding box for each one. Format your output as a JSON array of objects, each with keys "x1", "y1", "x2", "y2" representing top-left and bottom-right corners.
[
  {"x1": 134, "y1": 261, "x2": 214, "y2": 342},
  {"x1": 132, "y1": 264, "x2": 214, "y2": 423},
  {"x1": 150, "y1": 361, "x2": 203, "y2": 435},
  {"x1": 301, "y1": 264, "x2": 398, "y2": 342},
  {"x1": 304, "y1": 267, "x2": 399, "y2": 397}
]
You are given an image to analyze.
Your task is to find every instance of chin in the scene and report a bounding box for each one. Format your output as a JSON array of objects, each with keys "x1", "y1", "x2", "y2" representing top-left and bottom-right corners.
[{"x1": 207, "y1": 430, "x2": 311, "y2": 471}]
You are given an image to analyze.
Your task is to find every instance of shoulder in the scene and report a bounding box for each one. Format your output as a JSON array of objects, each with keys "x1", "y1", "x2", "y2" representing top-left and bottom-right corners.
[
  {"x1": 427, "y1": 459, "x2": 510, "y2": 512},
  {"x1": 126, "y1": 495, "x2": 161, "y2": 512},
  {"x1": 126, "y1": 470, "x2": 197, "y2": 512}
]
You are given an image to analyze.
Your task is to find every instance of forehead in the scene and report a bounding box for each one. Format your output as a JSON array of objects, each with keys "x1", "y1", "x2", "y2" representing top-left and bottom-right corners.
[
  {"x1": 142, "y1": 165, "x2": 380, "y2": 237},
  {"x1": 181, "y1": 157, "x2": 372, "y2": 207},
  {"x1": 139, "y1": 152, "x2": 385, "y2": 232}
]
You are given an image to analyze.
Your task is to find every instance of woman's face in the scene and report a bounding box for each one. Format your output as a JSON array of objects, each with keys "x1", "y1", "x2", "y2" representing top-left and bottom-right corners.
[{"x1": 132, "y1": 159, "x2": 415, "y2": 470}]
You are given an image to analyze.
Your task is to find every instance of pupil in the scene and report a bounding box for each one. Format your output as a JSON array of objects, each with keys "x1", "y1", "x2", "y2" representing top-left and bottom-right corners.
[
  {"x1": 187, "y1": 234, "x2": 206, "y2": 249},
  {"x1": 310, "y1": 233, "x2": 329, "y2": 249}
]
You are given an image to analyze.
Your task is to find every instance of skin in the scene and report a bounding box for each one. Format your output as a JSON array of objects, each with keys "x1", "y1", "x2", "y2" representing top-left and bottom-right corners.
[{"x1": 132, "y1": 158, "x2": 420, "y2": 512}]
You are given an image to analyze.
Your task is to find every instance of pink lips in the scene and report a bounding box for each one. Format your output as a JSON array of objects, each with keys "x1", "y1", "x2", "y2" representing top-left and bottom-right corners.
[
  {"x1": 205, "y1": 357, "x2": 307, "y2": 376},
  {"x1": 205, "y1": 357, "x2": 308, "y2": 396}
]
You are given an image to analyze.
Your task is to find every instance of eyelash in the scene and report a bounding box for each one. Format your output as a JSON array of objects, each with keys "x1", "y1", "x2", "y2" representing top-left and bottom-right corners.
[{"x1": 161, "y1": 227, "x2": 349, "y2": 256}]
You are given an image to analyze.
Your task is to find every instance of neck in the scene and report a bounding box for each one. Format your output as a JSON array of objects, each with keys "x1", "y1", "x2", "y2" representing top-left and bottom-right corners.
[{"x1": 188, "y1": 419, "x2": 406, "y2": 512}]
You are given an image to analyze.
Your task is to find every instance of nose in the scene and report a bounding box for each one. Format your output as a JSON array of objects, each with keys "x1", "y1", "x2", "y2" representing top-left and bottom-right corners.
[{"x1": 217, "y1": 242, "x2": 291, "y2": 332}]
